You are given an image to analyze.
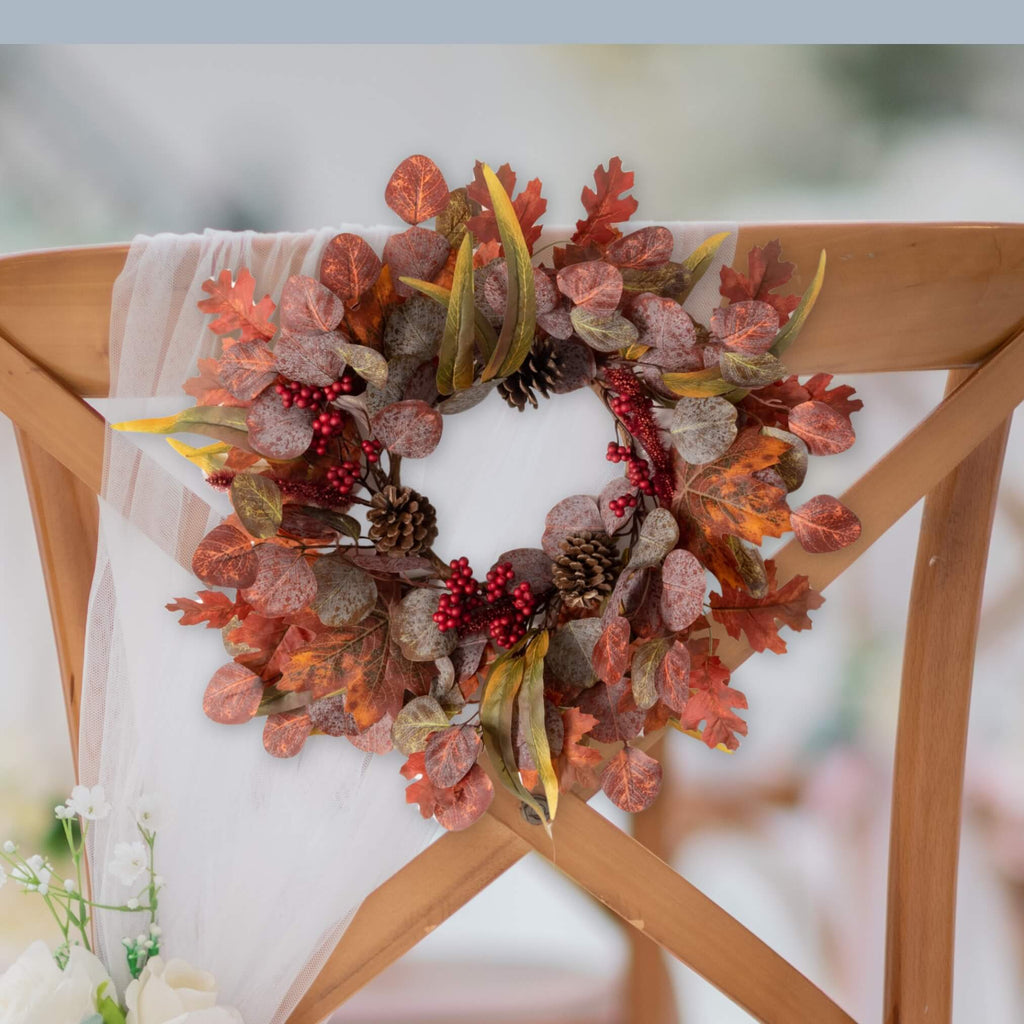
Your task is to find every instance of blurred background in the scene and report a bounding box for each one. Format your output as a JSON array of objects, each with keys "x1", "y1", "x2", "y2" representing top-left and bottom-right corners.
[{"x1": 3, "y1": 44, "x2": 1024, "y2": 1022}]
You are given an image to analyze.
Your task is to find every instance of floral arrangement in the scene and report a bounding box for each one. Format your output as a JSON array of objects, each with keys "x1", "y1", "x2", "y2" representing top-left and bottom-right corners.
[
  {"x1": 0, "y1": 788, "x2": 242, "y2": 1023},
  {"x1": 118, "y1": 155, "x2": 862, "y2": 832}
]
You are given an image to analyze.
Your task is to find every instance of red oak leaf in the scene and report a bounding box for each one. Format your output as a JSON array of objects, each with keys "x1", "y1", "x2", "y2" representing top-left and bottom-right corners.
[
  {"x1": 555, "y1": 707, "x2": 603, "y2": 793},
  {"x1": 466, "y1": 162, "x2": 547, "y2": 254},
  {"x1": 198, "y1": 268, "x2": 276, "y2": 343},
  {"x1": 166, "y1": 591, "x2": 243, "y2": 629},
  {"x1": 678, "y1": 652, "x2": 748, "y2": 751},
  {"x1": 803, "y1": 373, "x2": 864, "y2": 419},
  {"x1": 709, "y1": 559, "x2": 824, "y2": 654},
  {"x1": 719, "y1": 240, "x2": 800, "y2": 326},
  {"x1": 572, "y1": 158, "x2": 639, "y2": 249}
]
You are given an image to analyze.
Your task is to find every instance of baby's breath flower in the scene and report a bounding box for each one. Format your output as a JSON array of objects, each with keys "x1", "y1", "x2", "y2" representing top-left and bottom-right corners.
[
  {"x1": 67, "y1": 784, "x2": 111, "y2": 821},
  {"x1": 64, "y1": 878, "x2": 76, "y2": 893},
  {"x1": 149, "y1": 924, "x2": 161, "y2": 936},
  {"x1": 109, "y1": 841, "x2": 147, "y2": 886},
  {"x1": 126, "y1": 898, "x2": 140, "y2": 910},
  {"x1": 3, "y1": 840, "x2": 16, "y2": 854},
  {"x1": 134, "y1": 794, "x2": 159, "y2": 833},
  {"x1": 0, "y1": 865, "x2": 6, "y2": 890}
]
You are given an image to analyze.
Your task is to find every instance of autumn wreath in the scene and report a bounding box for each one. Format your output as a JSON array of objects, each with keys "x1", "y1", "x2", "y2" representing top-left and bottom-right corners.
[{"x1": 119, "y1": 155, "x2": 862, "y2": 831}]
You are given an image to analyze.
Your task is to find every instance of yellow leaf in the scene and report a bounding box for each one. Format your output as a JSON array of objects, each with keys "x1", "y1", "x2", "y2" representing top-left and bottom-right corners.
[
  {"x1": 683, "y1": 231, "x2": 732, "y2": 276},
  {"x1": 166, "y1": 438, "x2": 230, "y2": 475},
  {"x1": 518, "y1": 630, "x2": 558, "y2": 822},
  {"x1": 439, "y1": 233, "x2": 477, "y2": 394},
  {"x1": 400, "y1": 276, "x2": 497, "y2": 362},
  {"x1": 661, "y1": 367, "x2": 734, "y2": 397},
  {"x1": 113, "y1": 405, "x2": 251, "y2": 449},
  {"x1": 772, "y1": 249, "x2": 826, "y2": 356}
]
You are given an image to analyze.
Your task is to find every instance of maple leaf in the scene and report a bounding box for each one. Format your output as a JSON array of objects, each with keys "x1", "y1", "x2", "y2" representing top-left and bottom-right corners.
[
  {"x1": 709, "y1": 559, "x2": 824, "y2": 654},
  {"x1": 554, "y1": 707, "x2": 603, "y2": 793},
  {"x1": 677, "y1": 652, "x2": 748, "y2": 751},
  {"x1": 803, "y1": 373, "x2": 864, "y2": 419},
  {"x1": 183, "y1": 358, "x2": 247, "y2": 407},
  {"x1": 166, "y1": 590, "x2": 242, "y2": 629},
  {"x1": 572, "y1": 157, "x2": 639, "y2": 249},
  {"x1": 279, "y1": 613, "x2": 432, "y2": 728},
  {"x1": 466, "y1": 161, "x2": 546, "y2": 254},
  {"x1": 197, "y1": 268, "x2": 276, "y2": 343},
  {"x1": 671, "y1": 429, "x2": 791, "y2": 545},
  {"x1": 719, "y1": 240, "x2": 800, "y2": 325}
]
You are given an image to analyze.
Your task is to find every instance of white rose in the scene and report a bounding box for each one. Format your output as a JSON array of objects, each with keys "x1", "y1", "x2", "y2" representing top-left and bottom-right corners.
[
  {"x1": 124, "y1": 957, "x2": 243, "y2": 1024},
  {"x1": 0, "y1": 940, "x2": 114, "y2": 1024}
]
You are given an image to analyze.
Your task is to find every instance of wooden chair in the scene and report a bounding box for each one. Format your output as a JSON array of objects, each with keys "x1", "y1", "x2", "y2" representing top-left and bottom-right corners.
[{"x1": 2, "y1": 223, "x2": 1023, "y2": 1024}]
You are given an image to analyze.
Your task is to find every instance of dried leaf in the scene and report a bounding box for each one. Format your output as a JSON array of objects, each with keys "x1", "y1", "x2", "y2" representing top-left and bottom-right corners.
[
  {"x1": 215, "y1": 340, "x2": 277, "y2": 400},
  {"x1": 545, "y1": 618, "x2": 603, "y2": 690},
  {"x1": 383, "y1": 293, "x2": 444, "y2": 361},
  {"x1": 230, "y1": 473, "x2": 283, "y2": 540},
  {"x1": 279, "y1": 275, "x2": 346, "y2": 336},
  {"x1": 710, "y1": 559, "x2": 824, "y2": 654},
  {"x1": 424, "y1": 724, "x2": 482, "y2": 788},
  {"x1": 370, "y1": 399, "x2": 443, "y2": 458},
  {"x1": 435, "y1": 763, "x2": 494, "y2": 831},
  {"x1": 203, "y1": 663, "x2": 264, "y2": 725},
  {"x1": 791, "y1": 494, "x2": 862, "y2": 553},
  {"x1": 273, "y1": 331, "x2": 344, "y2": 387},
  {"x1": 573, "y1": 157, "x2": 639, "y2": 248},
  {"x1": 631, "y1": 638, "x2": 689, "y2": 713},
  {"x1": 311, "y1": 555, "x2": 378, "y2": 626},
  {"x1": 392, "y1": 587, "x2": 458, "y2": 662},
  {"x1": 556, "y1": 260, "x2": 623, "y2": 313},
  {"x1": 672, "y1": 430, "x2": 791, "y2": 545},
  {"x1": 680, "y1": 232, "x2": 732, "y2": 297},
  {"x1": 113, "y1": 405, "x2": 250, "y2": 451},
  {"x1": 166, "y1": 591, "x2": 240, "y2": 628},
  {"x1": 719, "y1": 350, "x2": 786, "y2": 389},
  {"x1": 345, "y1": 265, "x2": 400, "y2": 349},
  {"x1": 569, "y1": 307, "x2": 639, "y2": 353},
  {"x1": 320, "y1": 233, "x2": 382, "y2": 302},
  {"x1": 241, "y1": 543, "x2": 316, "y2": 617},
  {"x1": 676, "y1": 653, "x2": 747, "y2": 751},
  {"x1": 383, "y1": 227, "x2": 451, "y2": 299},
  {"x1": 541, "y1": 494, "x2": 603, "y2": 558},
  {"x1": 263, "y1": 709, "x2": 312, "y2": 758},
  {"x1": 385, "y1": 155, "x2": 450, "y2": 225},
  {"x1": 669, "y1": 396, "x2": 738, "y2": 465},
  {"x1": 192, "y1": 523, "x2": 257, "y2": 588},
  {"x1": 632, "y1": 293, "x2": 697, "y2": 370},
  {"x1": 466, "y1": 163, "x2": 547, "y2": 253},
  {"x1": 246, "y1": 390, "x2": 314, "y2": 460},
  {"x1": 592, "y1": 615, "x2": 630, "y2": 685},
  {"x1": 711, "y1": 300, "x2": 780, "y2": 355},
  {"x1": 660, "y1": 549, "x2": 706, "y2": 632},
  {"x1": 601, "y1": 746, "x2": 662, "y2": 813},
  {"x1": 198, "y1": 267, "x2": 276, "y2": 342},
  {"x1": 719, "y1": 239, "x2": 800, "y2": 326},
  {"x1": 627, "y1": 507, "x2": 679, "y2": 569},
  {"x1": 605, "y1": 226, "x2": 674, "y2": 268},
  {"x1": 392, "y1": 695, "x2": 450, "y2": 755},
  {"x1": 787, "y1": 401, "x2": 855, "y2": 456}
]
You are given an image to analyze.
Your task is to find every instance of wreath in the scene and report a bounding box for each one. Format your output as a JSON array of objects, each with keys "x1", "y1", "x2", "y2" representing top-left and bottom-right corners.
[{"x1": 119, "y1": 155, "x2": 862, "y2": 831}]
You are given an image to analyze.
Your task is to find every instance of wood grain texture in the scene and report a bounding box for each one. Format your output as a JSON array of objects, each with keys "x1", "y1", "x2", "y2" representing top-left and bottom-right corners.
[
  {"x1": 3, "y1": 222, "x2": 1024, "y2": 397},
  {"x1": 883, "y1": 371, "x2": 1011, "y2": 1024},
  {"x1": 15, "y1": 430, "x2": 99, "y2": 766}
]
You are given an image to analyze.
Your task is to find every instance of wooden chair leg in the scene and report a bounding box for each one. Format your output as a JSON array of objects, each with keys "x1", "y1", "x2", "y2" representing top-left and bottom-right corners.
[
  {"x1": 883, "y1": 370, "x2": 1012, "y2": 1024},
  {"x1": 627, "y1": 736, "x2": 678, "y2": 1024}
]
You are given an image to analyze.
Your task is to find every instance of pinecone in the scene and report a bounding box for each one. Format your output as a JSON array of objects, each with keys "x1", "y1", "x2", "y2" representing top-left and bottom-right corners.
[
  {"x1": 552, "y1": 531, "x2": 620, "y2": 610},
  {"x1": 498, "y1": 337, "x2": 562, "y2": 412},
  {"x1": 366, "y1": 485, "x2": 438, "y2": 555}
]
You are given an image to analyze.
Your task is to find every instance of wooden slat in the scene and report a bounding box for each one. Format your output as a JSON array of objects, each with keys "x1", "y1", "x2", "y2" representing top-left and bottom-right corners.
[
  {"x1": 3, "y1": 223, "x2": 1024, "y2": 397},
  {"x1": 484, "y1": 785, "x2": 857, "y2": 1024},
  {"x1": 15, "y1": 430, "x2": 99, "y2": 766},
  {"x1": 883, "y1": 372, "x2": 1011, "y2": 1024}
]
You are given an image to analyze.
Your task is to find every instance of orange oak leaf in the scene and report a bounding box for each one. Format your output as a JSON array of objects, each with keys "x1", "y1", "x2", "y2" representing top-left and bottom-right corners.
[
  {"x1": 466, "y1": 162, "x2": 547, "y2": 254},
  {"x1": 166, "y1": 591, "x2": 242, "y2": 629},
  {"x1": 572, "y1": 158, "x2": 639, "y2": 249},
  {"x1": 555, "y1": 707, "x2": 603, "y2": 793},
  {"x1": 385, "y1": 155, "x2": 450, "y2": 226},
  {"x1": 719, "y1": 240, "x2": 800, "y2": 326},
  {"x1": 263, "y1": 709, "x2": 312, "y2": 758},
  {"x1": 183, "y1": 358, "x2": 247, "y2": 407},
  {"x1": 709, "y1": 559, "x2": 824, "y2": 654},
  {"x1": 737, "y1": 376, "x2": 810, "y2": 431},
  {"x1": 198, "y1": 268, "x2": 276, "y2": 343},
  {"x1": 225, "y1": 609, "x2": 320, "y2": 679},
  {"x1": 671, "y1": 429, "x2": 791, "y2": 545},
  {"x1": 214, "y1": 340, "x2": 278, "y2": 401},
  {"x1": 601, "y1": 746, "x2": 663, "y2": 812},
  {"x1": 678, "y1": 652, "x2": 747, "y2": 751}
]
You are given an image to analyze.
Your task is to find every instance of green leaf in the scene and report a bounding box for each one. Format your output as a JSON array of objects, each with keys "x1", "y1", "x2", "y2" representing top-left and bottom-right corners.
[
  {"x1": 480, "y1": 641, "x2": 549, "y2": 826},
  {"x1": 95, "y1": 981, "x2": 127, "y2": 1024},
  {"x1": 517, "y1": 630, "x2": 558, "y2": 822},
  {"x1": 399, "y1": 276, "x2": 498, "y2": 362},
  {"x1": 437, "y1": 233, "x2": 477, "y2": 394},
  {"x1": 230, "y1": 473, "x2": 283, "y2": 539},
  {"x1": 771, "y1": 249, "x2": 826, "y2": 357},
  {"x1": 661, "y1": 367, "x2": 733, "y2": 398},
  {"x1": 479, "y1": 163, "x2": 537, "y2": 381},
  {"x1": 392, "y1": 694, "x2": 451, "y2": 754},
  {"x1": 112, "y1": 405, "x2": 251, "y2": 449},
  {"x1": 569, "y1": 307, "x2": 639, "y2": 353}
]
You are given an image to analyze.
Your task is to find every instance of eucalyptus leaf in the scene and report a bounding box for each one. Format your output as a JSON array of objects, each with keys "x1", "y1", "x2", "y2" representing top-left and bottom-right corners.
[
  {"x1": 438, "y1": 379, "x2": 499, "y2": 414},
  {"x1": 311, "y1": 555, "x2": 378, "y2": 626},
  {"x1": 719, "y1": 350, "x2": 787, "y2": 389},
  {"x1": 336, "y1": 340, "x2": 389, "y2": 388},
  {"x1": 545, "y1": 618, "x2": 603, "y2": 689},
  {"x1": 383, "y1": 293, "x2": 445, "y2": 361},
  {"x1": 661, "y1": 367, "x2": 733, "y2": 398},
  {"x1": 569, "y1": 306, "x2": 639, "y2": 352},
  {"x1": 669, "y1": 396, "x2": 738, "y2": 465},
  {"x1": 627, "y1": 507, "x2": 680, "y2": 569},
  {"x1": 230, "y1": 473, "x2": 283, "y2": 540},
  {"x1": 761, "y1": 426, "x2": 809, "y2": 492},
  {"x1": 392, "y1": 694, "x2": 450, "y2": 754},
  {"x1": 392, "y1": 587, "x2": 457, "y2": 662}
]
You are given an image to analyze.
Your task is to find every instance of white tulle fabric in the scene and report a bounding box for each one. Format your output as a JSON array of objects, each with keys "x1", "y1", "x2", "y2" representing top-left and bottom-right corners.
[{"x1": 78, "y1": 222, "x2": 736, "y2": 1024}]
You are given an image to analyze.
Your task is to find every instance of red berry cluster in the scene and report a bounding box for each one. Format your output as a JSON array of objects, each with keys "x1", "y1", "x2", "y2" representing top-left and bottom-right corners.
[
  {"x1": 605, "y1": 442, "x2": 654, "y2": 496},
  {"x1": 433, "y1": 558, "x2": 536, "y2": 649},
  {"x1": 361, "y1": 439, "x2": 382, "y2": 463},
  {"x1": 310, "y1": 409, "x2": 347, "y2": 456},
  {"x1": 275, "y1": 377, "x2": 350, "y2": 410},
  {"x1": 607, "y1": 493, "x2": 638, "y2": 518},
  {"x1": 326, "y1": 460, "x2": 362, "y2": 496}
]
